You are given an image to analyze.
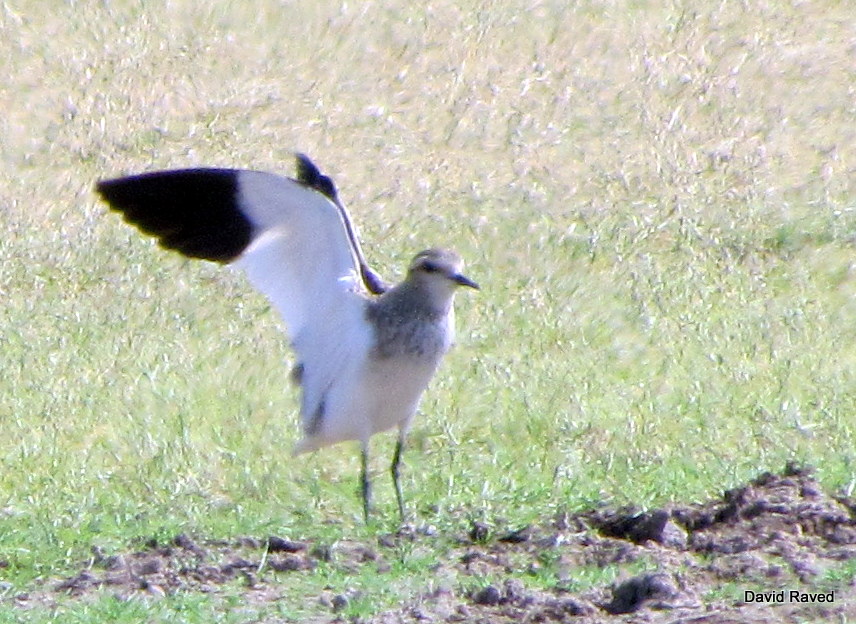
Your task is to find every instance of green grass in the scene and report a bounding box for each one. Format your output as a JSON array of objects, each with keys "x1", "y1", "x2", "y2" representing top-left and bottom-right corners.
[
  {"x1": 0, "y1": 590, "x2": 304, "y2": 624},
  {"x1": 2, "y1": 0, "x2": 855, "y2": 620}
]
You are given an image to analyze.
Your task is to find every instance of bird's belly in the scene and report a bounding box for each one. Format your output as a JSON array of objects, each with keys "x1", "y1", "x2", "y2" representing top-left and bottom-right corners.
[
  {"x1": 296, "y1": 354, "x2": 441, "y2": 452},
  {"x1": 362, "y1": 355, "x2": 441, "y2": 435}
]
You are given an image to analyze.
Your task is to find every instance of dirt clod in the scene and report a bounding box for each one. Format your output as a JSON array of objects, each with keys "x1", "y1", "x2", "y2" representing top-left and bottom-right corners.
[
  {"x1": 470, "y1": 585, "x2": 501, "y2": 606},
  {"x1": 266, "y1": 536, "x2": 306, "y2": 553},
  {"x1": 603, "y1": 573, "x2": 683, "y2": 614},
  {"x1": 268, "y1": 554, "x2": 310, "y2": 572},
  {"x1": 589, "y1": 507, "x2": 689, "y2": 547}
]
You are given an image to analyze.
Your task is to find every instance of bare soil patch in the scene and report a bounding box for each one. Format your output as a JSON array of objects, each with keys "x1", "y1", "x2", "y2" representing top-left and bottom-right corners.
[{"x1": 9, "y1": 464, "x2": 855, "y2": 622}]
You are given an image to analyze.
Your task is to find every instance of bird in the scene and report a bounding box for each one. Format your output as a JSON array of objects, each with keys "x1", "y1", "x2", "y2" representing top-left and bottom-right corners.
[{"x1": 95, "y1": 153, "x2": 478, "y2": 523}]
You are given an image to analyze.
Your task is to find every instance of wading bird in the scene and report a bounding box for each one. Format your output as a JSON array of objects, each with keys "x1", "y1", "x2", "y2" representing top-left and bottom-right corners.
[{"x1": 96, "y1": 154, "x2": 478, "y2": 522}]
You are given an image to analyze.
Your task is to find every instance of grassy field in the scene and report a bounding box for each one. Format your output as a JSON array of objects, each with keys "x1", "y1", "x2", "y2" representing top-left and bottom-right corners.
[{"x1": 2, "y1": 0, "x2": 855, "y2": 620}]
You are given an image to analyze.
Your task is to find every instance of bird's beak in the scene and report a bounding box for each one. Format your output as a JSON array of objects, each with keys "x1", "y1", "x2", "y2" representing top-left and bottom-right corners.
[{"x1": 452, "y1": 273, "x2": 480, "y2": 290}]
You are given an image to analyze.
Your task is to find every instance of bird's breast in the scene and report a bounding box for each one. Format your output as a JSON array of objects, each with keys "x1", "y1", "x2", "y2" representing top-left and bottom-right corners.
[{"x1": 369, "y1": 315, "x2": 452, "y2": 362}]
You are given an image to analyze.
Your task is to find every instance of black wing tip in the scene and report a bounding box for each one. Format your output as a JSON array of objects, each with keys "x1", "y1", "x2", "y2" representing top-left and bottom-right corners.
[
  {"x1": 95, "y1": 168, "x2": 251, "y2": 263},
  {"x1": 294, "y1": 153, "x2": 319, "y2": 180},
  {"x1": 362, "y1": 267, "x2": 388, "y2": 295},
  {"x1": 95, "y1": 176, "x2": 127, "y2": 204},
  {"x1": 294, "y1": 153, "x2": 339, "y2": 202}
]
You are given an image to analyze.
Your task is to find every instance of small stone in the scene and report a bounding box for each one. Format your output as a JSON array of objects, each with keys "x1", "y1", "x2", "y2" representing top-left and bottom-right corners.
[
  {"x1": 471, "y1": 585, "x2": 501, "y2": 605},
  {"x1": 331, "y1": 593, "x2": 349, "y2": 612},
  {"x1": 604, "y1": 573, "x2": 680, "y2": 614}
]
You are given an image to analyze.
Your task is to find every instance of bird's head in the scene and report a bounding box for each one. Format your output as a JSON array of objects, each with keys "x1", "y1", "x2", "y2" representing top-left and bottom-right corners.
[{"x1": 407, "y1": 248, "x2": 480, "y2": 293}]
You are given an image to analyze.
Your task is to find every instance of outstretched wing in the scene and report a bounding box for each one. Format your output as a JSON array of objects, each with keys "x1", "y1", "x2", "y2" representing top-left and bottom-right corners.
[
  {"x1": 96, "y1": 158, "x2": 374, "y2": 436},
  {"x1": 294, "y1": 153, "x2": 387, "y2": 295}
]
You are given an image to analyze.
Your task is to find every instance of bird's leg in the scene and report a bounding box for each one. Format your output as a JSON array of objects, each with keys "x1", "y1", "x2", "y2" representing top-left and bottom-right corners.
[
  {"x1": 390, "y1": 435, "x2": 406, "y2": 524},
  {"x1": 360, "y1": 443, "x2": 372, "y2": 524}
]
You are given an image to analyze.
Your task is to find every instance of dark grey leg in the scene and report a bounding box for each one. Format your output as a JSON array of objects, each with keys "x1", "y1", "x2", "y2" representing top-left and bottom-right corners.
[
  {"x1": 361, "y1": 444, "x2": 372, "y2": 523},
  {"x1": 391, "y1": 437, "x2": 405, "y2": 523}
]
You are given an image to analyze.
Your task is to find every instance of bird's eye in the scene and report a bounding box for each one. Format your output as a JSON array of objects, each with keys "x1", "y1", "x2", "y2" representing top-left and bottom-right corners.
[{"x1": 421, "y1": 262, "x2": 439, "y2": 273}]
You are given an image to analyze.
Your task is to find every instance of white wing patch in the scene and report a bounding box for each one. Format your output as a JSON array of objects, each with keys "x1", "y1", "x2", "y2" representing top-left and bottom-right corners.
[{"x1": 231, "y1": 171, "x2": 374, "y2": 442}]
